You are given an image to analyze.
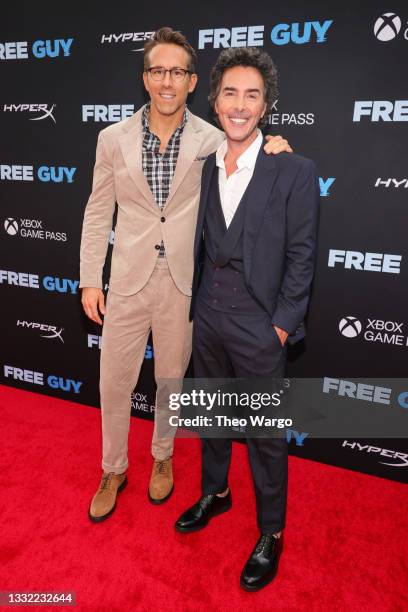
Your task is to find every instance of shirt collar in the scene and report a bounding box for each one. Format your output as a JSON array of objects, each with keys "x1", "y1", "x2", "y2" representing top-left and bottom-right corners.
[
  {"x1": 216, "y1": 129, "x2": 263, "y2": 172},
  {"x1": 141, "y1": 102, "x2": 188, "y2": 137}
]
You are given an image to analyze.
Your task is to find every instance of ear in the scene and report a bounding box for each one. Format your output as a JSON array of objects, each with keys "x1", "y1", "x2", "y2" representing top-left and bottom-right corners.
[
  {"x1": 142, "y1": 71, "x2": 150, "y2": 93},
  {"x1": 260, "y1": 101, "x2": 267, "y2": 118},
  {"x1": 188, "y1": 73, "x2": 198, "y2": 93}
]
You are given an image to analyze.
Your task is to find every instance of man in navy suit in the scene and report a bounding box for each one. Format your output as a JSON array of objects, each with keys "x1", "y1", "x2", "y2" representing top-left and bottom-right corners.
[{"x1": 175, "y1": 47, "x2": 320, "y2": 591}]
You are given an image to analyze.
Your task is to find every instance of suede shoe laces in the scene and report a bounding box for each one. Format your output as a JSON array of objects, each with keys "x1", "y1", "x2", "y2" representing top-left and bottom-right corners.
[{"x1": 100, "y1": 472, "x2": 115, "y2": 491}]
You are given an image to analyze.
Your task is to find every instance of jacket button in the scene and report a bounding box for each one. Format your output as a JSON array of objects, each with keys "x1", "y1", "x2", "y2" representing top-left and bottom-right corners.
[
  {"x1": 160, "y1": 217, "x2": 165, "y2": 222},
  {"x1": 155, "y1": 244, "x2": 161, "y2": 250}
]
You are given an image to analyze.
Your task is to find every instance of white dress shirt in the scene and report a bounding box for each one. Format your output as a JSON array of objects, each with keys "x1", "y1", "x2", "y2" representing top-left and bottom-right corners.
[{"x1": 215, "y1": 130, "x2": 263, "y2": 228}]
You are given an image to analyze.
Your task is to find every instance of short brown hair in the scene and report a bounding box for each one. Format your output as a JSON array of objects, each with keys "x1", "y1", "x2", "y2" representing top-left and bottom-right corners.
[
  {"x1": 144, "y1": 27, "x2": 197, "y2": 73},
  {"x1": 208, "y1": 47, "x2": 278, "y2": 129}
]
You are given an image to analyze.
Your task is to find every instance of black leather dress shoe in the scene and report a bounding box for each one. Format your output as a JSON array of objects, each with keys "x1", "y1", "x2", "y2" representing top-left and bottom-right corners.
[
  {"x1": 240, "y1": 533, "x2": 283, "y2": 591},
  {"x1": 175, "y1": 491, "x2": 232, "y2": 533}
]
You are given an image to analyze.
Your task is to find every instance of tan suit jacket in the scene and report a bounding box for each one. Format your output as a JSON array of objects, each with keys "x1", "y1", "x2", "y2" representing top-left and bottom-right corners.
[{"x1": 80, "y1": 105, "x2": 224, "y2": 296}]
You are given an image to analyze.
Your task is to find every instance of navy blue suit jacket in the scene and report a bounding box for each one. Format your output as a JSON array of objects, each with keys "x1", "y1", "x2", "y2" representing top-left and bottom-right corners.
[{"x1": 190, "y1": 145, "x2": 320, "y2": 345}]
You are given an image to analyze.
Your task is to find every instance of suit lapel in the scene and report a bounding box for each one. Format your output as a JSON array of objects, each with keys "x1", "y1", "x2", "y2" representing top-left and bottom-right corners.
[
  {"x1": 118, "y1": 109, "x2": 157, "y2": 211},
  {"x1": 194, "y1": 154, "x2": 216, "y2": 262},
  {"x1": 243, "y1": 147, "x2": 279, "y2": 279},
  {"x1": 164, "y1": 118, "x2": 203, "y2": 210}
]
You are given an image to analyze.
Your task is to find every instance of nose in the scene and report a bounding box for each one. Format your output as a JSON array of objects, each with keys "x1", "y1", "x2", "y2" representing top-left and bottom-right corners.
[
  {"x1": 163, "y1": 70, "x2": 172, "y2": 87},
  {"x1": 235, "y1": 93, "x2": 246, "y2": 112}
]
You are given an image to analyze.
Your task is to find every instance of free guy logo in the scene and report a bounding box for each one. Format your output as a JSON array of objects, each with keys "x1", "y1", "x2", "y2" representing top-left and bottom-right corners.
[{"x1": 0, "y1": 38, "x2": 73, "y2": 60}]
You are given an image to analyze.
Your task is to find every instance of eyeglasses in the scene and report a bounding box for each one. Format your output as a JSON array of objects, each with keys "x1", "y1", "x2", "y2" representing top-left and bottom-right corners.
[{"x1": 146, "y1": 66, "x2": 192, "y2": 82}]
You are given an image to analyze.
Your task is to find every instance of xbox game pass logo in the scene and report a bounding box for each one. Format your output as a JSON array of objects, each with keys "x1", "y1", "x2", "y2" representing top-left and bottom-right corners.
[
  {"x1": 4, "y1": 217, "x2": 18, "y2": 235},
  {"x1": 339, "y1": 316, "x2": 362, "y2": 338},
  {"x1": 374, "y1": 14, "x2": 402, "y2": 41},
  {"x1": 3, "y1": 217, "x2": 67, "y2": 242}
]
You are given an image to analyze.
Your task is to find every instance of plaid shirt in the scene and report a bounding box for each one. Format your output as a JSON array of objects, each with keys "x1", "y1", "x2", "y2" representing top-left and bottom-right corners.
[{"x1": 142, "y1": 103, "x2": 187, "y2": 257}]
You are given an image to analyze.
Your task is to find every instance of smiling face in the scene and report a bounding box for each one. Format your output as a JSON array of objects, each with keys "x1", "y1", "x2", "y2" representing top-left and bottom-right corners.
[
  {"x1": 214, "y1": 65, "x2": 267, "y2": 146},
  {"x1": 143, "y1": 43, "x2": 197, "y2": 117}
]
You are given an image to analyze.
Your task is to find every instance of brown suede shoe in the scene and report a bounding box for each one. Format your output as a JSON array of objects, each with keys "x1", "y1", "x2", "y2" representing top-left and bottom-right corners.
[
  {"x1": 148, "y1": 457, "x2": 174, "y2": 504},
  {"x1": 88, "y1": 472, "x2": 127, "y2": 522}
]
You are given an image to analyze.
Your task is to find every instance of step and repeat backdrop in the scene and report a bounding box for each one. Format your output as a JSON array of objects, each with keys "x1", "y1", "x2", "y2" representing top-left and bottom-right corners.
[{"x1": 1, "y1": 1, "x2": 407, "y2": 482}]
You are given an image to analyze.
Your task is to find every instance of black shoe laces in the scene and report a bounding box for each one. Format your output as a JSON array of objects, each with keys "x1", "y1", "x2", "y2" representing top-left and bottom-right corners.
[
  {"x1": 255, "y1": 534, "x2": 275, "y2": 555},
  {"x1": 199, "y1": 494, "x2": 215, "y2": 510}
]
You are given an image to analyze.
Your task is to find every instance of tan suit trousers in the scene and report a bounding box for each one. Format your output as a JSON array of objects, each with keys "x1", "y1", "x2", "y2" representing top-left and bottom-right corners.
[{"x1": 100, "y1": 257, "x2": 192, "y2": 473}]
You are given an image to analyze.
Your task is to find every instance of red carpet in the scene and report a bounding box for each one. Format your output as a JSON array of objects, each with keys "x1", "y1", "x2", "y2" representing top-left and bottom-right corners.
[{"x1": 1, "y1": 385, "x2": 407, "y2": 611}]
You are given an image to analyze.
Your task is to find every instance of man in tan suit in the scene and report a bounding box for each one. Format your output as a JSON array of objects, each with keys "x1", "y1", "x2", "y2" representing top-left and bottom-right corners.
[{"x1": 80, "y1": 27, "x2": 291, "y2": 521}]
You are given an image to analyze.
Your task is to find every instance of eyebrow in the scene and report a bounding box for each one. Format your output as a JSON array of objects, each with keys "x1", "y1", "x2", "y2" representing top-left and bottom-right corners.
[
  {"x1": 222, "y1": 86, "x2": 261, "y2": 94},
  {"x1": 149, "y1": 65, "x2": 189, "y2": 70}
]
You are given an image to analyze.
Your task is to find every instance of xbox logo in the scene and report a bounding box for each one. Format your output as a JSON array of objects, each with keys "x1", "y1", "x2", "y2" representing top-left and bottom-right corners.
[
  {"x1": 4, "y1": 217, "x2": 19, "y2": 236},
  {"x1": 374, "y1": 13, "x2": 401, "y2": 41},
  {"x1": 339, "y1": 316, "x2": 362, "y2": 338}
]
